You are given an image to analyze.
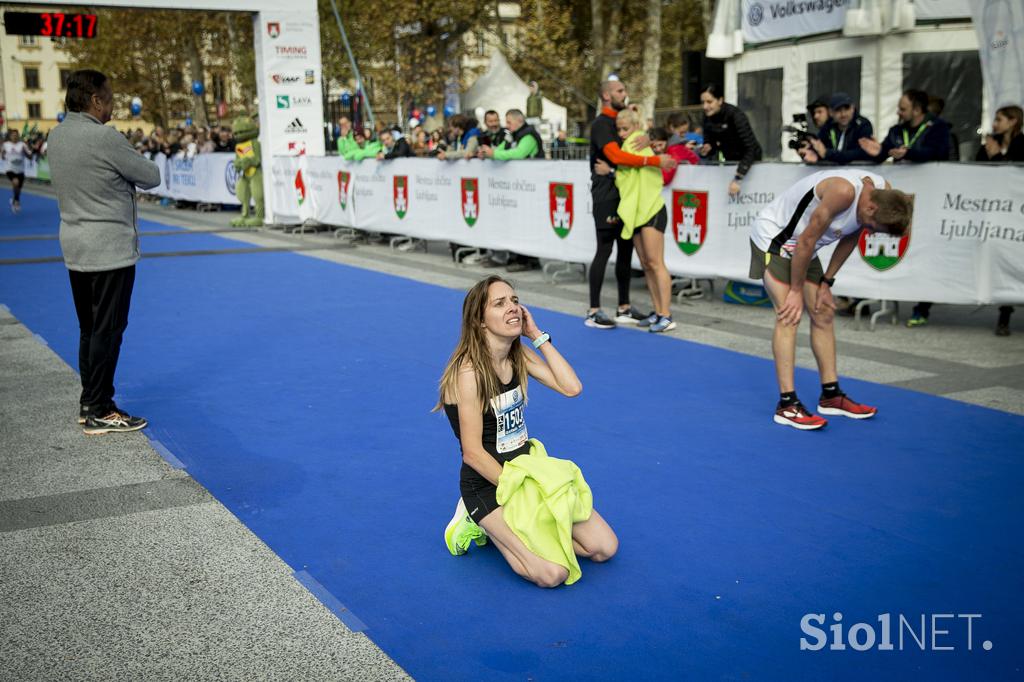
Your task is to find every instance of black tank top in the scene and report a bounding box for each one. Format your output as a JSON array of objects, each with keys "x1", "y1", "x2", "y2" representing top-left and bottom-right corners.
[{"x1": 444, "y1": 377, "x2": 531, "y2": 489}]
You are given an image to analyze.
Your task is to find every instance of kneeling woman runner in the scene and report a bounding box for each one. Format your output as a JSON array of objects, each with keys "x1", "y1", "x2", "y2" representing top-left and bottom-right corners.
[{"x1": 435, "y1": 276, "x2": 618, "y2": 587}]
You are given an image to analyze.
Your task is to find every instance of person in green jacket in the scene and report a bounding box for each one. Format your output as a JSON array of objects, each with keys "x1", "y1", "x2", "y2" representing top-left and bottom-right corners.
[
  {"x1": 436, "y1": 275, "x2": 618, "y2": 588},
  {"x1": 345, "y1": 129, "x2": 382, "y2": 161},
  {"x1": 335, "y1": 116, "x2": 356, "y2": 157}
]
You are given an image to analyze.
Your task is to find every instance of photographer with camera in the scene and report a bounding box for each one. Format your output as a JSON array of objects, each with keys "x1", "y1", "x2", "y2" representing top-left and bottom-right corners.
[
  {"x1": 808, "y1": 97, "x2": 830, "y2": 134},
  {"x1": 799, "y1": 93, "x2": 874, "y2": 165}
]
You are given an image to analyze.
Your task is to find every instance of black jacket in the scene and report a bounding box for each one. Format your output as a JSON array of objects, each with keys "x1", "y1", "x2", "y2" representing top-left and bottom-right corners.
[
  {"x1": 817, "y1": 113, "x2": 874, "y2": 164},
  {"x1": 510, "y1": 124, "x2": 543, "y2": 159},
  {"x1": 876, "y1": 115, "x2": 952, "y2": 163},
  {"x1": 482, "y1": 127, "x2": 512, "y2": 148},
  {"x1": 702, "y1": 102, "x2": 762, "y2": 177},
  {"x1": 975, "y1": 133, "x2": 1024, "y2": 162},
  {"x1": 383, "y1": 137, "x2": 412, "y2": 159}
]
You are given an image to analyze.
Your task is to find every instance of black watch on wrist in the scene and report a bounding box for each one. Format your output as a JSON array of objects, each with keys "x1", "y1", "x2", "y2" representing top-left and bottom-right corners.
[{"x1": 821, "y1": 275, "x2": 836, "y2": 287}]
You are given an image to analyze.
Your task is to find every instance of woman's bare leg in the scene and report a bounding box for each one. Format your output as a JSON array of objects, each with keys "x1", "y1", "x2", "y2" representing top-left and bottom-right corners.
[
  {"x1": 571, "y1": 509, "x2": 618, "y2": 562},
  {"x1": 477, "y1": 507, "x2": 570, "y2": 588}
]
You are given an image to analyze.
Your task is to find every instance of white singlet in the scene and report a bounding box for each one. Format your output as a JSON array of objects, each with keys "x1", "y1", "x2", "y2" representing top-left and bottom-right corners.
[
  {"x1": 2, "y1": 140, "x2": 29, "y2": 173},
  {"x1": 750, "y1": 169, "x2": 886, "y2": 257}
]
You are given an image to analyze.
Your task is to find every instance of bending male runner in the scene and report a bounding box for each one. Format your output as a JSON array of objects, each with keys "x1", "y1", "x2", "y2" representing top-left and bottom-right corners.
[{"x1": 749, "y1": 169, "x2": 912, "y2": 430}]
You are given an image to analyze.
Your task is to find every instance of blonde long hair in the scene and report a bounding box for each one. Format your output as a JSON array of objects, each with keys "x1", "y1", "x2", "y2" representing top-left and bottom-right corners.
[{"x1": 433, "y1": 276, "x2": 529, "y2": 412}]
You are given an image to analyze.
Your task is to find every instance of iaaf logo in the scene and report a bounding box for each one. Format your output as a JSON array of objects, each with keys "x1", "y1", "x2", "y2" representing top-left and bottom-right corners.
[
  {"x1": 338, "y1": 171, "x2": 351, "y2": 209},
  {"x1": 294, "y1": 169, "x2": 306, "y2": 206},
  {"x1": 549, "y1": 182, "x2": 573, "y2": 238},
  {"x1": 394, "y1": 176, "x2": 408, "y2": 219},
  {"x1": 270, "y1": 73, "x2": 301, "y2": 85},
  {"x1": 266, "y1": 22, "x2": 280, "y2": 38},
  {"x1": 859, "y1": 193, "x2": 913, "y2": 271},
  {"x1": 461, "y1": 178, "x2": 479, "y2": 227},
  {"x1": 224, "y1": 158, "x2": 239, "y2": 196},
  {"x1": 672, "y1": 190, "x2": 708, "y2": 255}
]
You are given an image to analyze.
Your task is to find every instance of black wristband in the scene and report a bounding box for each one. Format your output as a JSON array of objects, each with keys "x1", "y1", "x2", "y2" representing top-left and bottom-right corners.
[{"x1": 821, "y1": 276, "x2": 835, "y2": 287}]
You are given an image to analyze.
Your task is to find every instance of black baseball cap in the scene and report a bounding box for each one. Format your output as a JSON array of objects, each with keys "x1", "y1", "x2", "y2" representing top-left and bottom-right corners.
[{"x1": 829, "y1": 92, "x2": 854, "y2": 109}]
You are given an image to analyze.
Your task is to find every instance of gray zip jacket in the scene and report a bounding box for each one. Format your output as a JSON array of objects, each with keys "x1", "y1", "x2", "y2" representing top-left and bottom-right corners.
[{"x1": 48, "y1": 111, "x2": 160, "y2": 272}]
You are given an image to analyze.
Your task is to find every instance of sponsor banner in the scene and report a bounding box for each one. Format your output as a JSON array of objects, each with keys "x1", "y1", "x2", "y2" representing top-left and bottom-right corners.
[
  {"x1": 259, "y1": 12, "x2": 325, "y2": 157},
  {"x1": 267, "y1": 157, "x2": 1024, "y2": 305},
  {"x1": 741, "y1": 0, "x2": 850, "y2": 44},
  {"x1": 137, "y1": 152, "x2": 239, "y2": 205}
]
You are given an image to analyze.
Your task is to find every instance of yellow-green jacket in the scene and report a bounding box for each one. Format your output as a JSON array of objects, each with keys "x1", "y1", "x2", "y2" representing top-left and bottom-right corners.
[
  {"x1": 496, "y1": 439, "x2": 593, "y2": 585},
  {"x1": 615, "y1": 130, "x2": 665, "y2": 239}
]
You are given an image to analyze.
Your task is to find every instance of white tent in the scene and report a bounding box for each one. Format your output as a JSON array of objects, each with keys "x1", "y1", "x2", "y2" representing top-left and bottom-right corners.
[{"x1": 462, "y1": 50, "x2": 568, "y2": 132}]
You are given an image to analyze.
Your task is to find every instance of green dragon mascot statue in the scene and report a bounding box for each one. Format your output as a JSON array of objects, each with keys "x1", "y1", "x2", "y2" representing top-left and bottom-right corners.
[{"x1": 230, "y1": 115, "x2": 264, "y2": 227}]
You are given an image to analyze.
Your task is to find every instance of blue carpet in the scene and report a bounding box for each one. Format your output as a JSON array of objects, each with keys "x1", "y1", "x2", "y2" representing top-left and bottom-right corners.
[{"x1": 2, "y1": 188, "x2": 1022, "y2": 681}]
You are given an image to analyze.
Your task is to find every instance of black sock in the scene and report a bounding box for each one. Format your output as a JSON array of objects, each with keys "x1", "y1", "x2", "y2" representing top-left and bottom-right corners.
[
  {"x1": 821, "y1": 382, "x2": 841, "y2": 399},
  {"x1": 779, "y1": 391, "x2": 798, "y2": 407}
]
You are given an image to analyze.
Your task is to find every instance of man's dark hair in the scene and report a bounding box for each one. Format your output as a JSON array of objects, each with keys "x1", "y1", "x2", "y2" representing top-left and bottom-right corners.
[
  {"x1": 484, "y1": 109, "x2": 499, "y2": 119},
  {"x1": 903, "y1": 89, "x2": 929, "y2": 114},
  {"x1": 65, "y1": 69, "x2": 108, "y2": 113},
  {"x1": 649, "y1": 126, "x2": 671, "y2": 142}
]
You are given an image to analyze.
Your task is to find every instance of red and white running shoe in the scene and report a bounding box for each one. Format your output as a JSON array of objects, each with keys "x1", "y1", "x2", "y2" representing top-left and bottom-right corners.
[
  {"x1": 774, "y1": 401, "x2": 828, "y2": 430},
  {"x1": 817, "y1": 393, "x2": 877, "y2": 420}
]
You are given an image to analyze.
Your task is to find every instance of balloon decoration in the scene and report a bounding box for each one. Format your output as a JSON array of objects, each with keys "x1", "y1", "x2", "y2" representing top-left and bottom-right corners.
[
  {"x1": 185, "y1": 116, "x2": 193, "y2": 127},
  {"x1": 425, "y1": 105, "x2": 437, "y2": 117},
  {"x1": 340, "y1": 91, "x2": 351, "y2": 105},
  {"x1": 130, "y1": 97, "x2": 142, "y2": 116},
  {"x1": 408, "y1": 117, "x2": 421, "y2": 129},
  {"x1": 191, "y1": 80, "x2": 205, "y2": 96},
  {"x1": 443, "y1": 105, "x2": 455, "y2": 118},
  {"x1": 411, "y1": 108, "x2": 422, "y2": 121},
  {"x1": 56, "y1": 111, "x2": 65, "y2": 123}
]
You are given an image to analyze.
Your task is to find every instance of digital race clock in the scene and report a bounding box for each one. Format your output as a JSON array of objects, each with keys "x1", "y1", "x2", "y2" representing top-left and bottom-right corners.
[{"x1": 3, "y1": 11, "x2": 98, "y2": 39}]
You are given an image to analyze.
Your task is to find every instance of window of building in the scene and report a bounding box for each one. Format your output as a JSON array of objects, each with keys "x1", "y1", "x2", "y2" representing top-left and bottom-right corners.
[
  {"x1": 903, "y1": 51, "x2": 982, "y2": 160},
  {"x1": 18, "y1": 35, "x2": 38, "y2": 47},
  {"x1": 807, "y1": 57, "x2": 862, "y2": 113},
  {"x1": 24, "y1": 67, "x2": 41, "y2": 90},
  {"x1": 28, "y1": 102, "x2": 42, "y2": 119},
  {"x1": 737, "y1": 67, "x2": 783, "y2": 159},
  {"x1": 60, "y1": 68, "x2": 72, "y2": 89}
]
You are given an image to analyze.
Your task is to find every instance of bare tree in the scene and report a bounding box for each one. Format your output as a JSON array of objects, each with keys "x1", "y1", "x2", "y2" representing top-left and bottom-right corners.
[{"x1": 640, "y1": 0, "x2": 662, "y2": 121}]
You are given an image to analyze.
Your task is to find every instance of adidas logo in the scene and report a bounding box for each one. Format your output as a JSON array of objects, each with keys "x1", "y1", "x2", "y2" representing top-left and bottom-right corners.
[{"x1": 285, "y1": 118, "x2": 307, "y2": 133}]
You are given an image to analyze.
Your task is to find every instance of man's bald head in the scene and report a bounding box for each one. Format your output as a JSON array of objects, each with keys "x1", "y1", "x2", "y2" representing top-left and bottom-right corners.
[{"x1": 600, "y1": 80, "x2": 628, "y2": 111}]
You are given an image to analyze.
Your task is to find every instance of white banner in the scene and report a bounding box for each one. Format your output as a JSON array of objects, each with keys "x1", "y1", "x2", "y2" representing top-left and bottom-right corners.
[
  {"x1": 972, "y1": 0, "x2": 1024, "y2": 114},
  {"x1": 741, "y1": 0, "x2": 851, "y2": 44},
  {"x1": 139, "y1": 153, "x2": 240, "y2": 205},
  {"x1": 270, "y1": 157, "x2": 1024, "y2": 305},
  {"x1": 255, "y1": 12, "x2": 326, "y2": 157}
]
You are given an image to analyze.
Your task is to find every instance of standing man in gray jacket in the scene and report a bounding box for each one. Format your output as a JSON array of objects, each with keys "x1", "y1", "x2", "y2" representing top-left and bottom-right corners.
[{"x1": 47, "y1": 70, "x2": 161, "y2": 435}]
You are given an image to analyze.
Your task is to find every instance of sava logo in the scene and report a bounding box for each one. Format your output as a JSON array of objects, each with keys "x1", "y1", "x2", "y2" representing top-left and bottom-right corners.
[
  {"x1": 284, "y1": 118, "x2": 307, "y2": 133},
  {"x1": 224, "y1": 159, "x2": 239, "y2": 196},
  {"x1": 270, "y1": 73, "x2": 301, "y2": 85}
]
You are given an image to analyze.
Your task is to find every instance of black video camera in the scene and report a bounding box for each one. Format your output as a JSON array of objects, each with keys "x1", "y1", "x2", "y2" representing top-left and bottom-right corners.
[{"x1": 784, "y1": 113, "x2": 817, "y2": 151}]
